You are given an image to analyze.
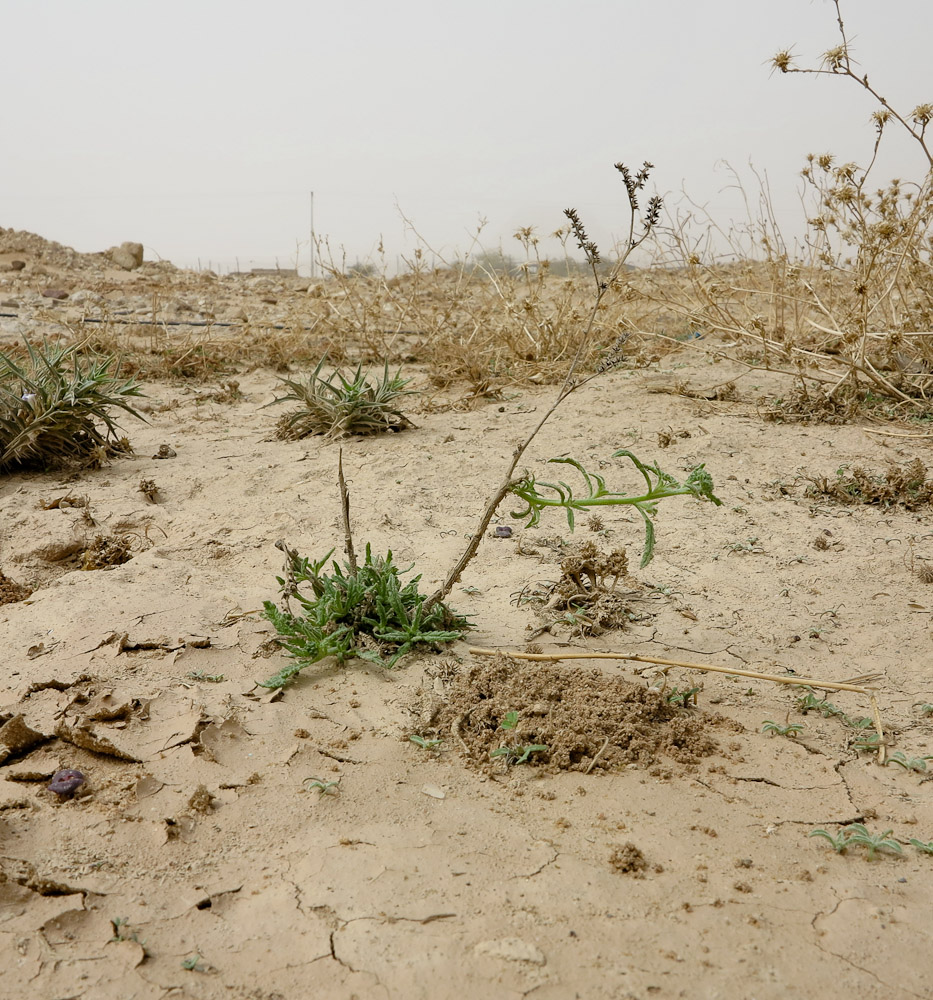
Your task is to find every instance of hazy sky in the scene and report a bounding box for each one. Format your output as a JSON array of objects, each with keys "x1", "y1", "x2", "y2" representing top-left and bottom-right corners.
[{"x1": 4, "y1": 1, "x2": 931, "y2": 273}]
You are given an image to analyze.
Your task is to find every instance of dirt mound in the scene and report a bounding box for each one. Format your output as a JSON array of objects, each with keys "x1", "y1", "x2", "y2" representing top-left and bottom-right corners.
[{"x1": 439, "y1": 654, "x2": 719, "y2": 772}]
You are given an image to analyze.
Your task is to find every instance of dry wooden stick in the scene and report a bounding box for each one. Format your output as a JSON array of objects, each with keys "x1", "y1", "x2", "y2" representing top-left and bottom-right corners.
[
  {"x1": 467, "y1": 646, "x2": 879, "y2": 694},
  {"x1": 337, "y1": 448, "x2": 357, "y2": 574}
]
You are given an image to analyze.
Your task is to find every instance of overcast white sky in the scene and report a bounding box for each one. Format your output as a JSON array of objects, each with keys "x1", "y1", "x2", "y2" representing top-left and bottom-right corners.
[{"x1": 3, "y1": 0, "x2": 931, "y2": 273}]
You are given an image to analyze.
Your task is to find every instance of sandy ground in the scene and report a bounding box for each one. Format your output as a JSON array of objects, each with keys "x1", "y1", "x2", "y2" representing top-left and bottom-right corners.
[{"x1": 2, "y1": 237, "x2": 933, "y2": 999}]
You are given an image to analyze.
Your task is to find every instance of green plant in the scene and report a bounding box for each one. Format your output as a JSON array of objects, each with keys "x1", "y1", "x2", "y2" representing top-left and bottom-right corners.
[
  {"x1": 0, "y1": 341, "x2": 144, "y2": 471},
  {"x1": 852, "y1": 732, "x2": 882, "y2": 752},
  {"x1": 810, "y1": 824, "x2": 903, "y2": 860},
  {"x1": 304, "y1": 776, "x2": 341, "y2": 795},
  {"x1": 259, "y1": 542, "x2": 468, "y2": 688},
  {"x1": 909, "y1": 838, "x2": 933, "y2": 855},
  {"x1": 725, "y1": 537, "x2": 764, "y2": 555},
  {"x1": 186, "y1": 670, "x2": 225, "y2": 683},
  {"x1": 918, "y1": 703, "x2": 933, "y2": 717},
  {"x1": 500, "y1": 710, "x2": 520, "y2": 730},
  {"x1": 269, "y1": 356, "x2": 415, "y2": 439},
  {"x1": 181, "y1": 955, "x2": 205, "y2": 972},
  {"x1": 409, "y1": 734, "x2": 444, "y2": 750},
  {"x1": 508, "y1": 452, "x2": 721, "y2": 567},
  {"x1": 886, "y1": 751, "x2": 933, "y2": 773},
  {"x1": 490, "y1": 743, "x2": 549, "y2": 765},
  {"x1": 667, "y1": 686, "x2": 700, "y2": 708},
  {"x1": 762, "y1": 720, "x2": 805, "y2": 738}
]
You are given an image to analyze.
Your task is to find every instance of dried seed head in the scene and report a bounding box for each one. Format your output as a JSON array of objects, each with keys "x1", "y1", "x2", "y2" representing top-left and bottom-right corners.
[
  {"x1": 771, "y1": 49, "x2": 794, "y2": 73},
  {"x1": 563, "y1": 208, "x2": 601, "y2": 264}
]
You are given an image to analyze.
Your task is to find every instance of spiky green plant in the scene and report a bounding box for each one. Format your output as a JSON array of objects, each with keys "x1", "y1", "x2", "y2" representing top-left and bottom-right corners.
[
  {"x1": 269, "y1": 357, "x2": 416, "y2": 439},
  {"x1": 0, "y1": 342, "x2": 144, "y2": 471},
  {"x1": 259, "y1": 543, "x2": 468, "y2": 689}
]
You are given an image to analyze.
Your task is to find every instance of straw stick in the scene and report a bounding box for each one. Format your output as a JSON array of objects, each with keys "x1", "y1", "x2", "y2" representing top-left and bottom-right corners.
[{"x1": 467, "y1": 646, "x2": 879, "y2": 694}]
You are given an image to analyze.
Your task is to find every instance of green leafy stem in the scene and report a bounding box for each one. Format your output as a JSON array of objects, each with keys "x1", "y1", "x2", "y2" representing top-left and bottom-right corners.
[{"x1": 508, "y1": 450, "x2": 722, "y2": 566}]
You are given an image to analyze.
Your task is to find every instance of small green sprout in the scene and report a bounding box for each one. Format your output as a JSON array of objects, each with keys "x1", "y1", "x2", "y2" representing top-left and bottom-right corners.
[
  {"x1": 808, "y1": 828, "x2": 850, "y2": 853},
  {"x1": 409, "y1": 734, "x2": 444, "y2": 751},
  {"x1": 490, "y1": 744, "x2": 549, "y2": 765},
  {"x1": 909, "y1": 838, "x2": 933, "y2": 855},
  {"x1": 810, "y1": 824, "x2": 903, "y2": 860},
  {"x1": 917, "y1": 703, "x2": 933, "y2": 717},
  {"x1": 667, "y1": 686, "x2": 700, "y2": 707},
  {"x1": 186, "y1": 670, "x2": 225, "y2": 683},
  {"x1": 304, "y1": 776, "x2": 340, "y2": 795},
  {"x1": 500, "y1": 711, "x2": 520, "y2": 731},
  {"x1": 886, "y1": 751, "x2": 933, "y2": 773},
  {"x1": 181, "y1": 955, "x2": 204, "y2": 972},
  {"x1": 762, "y1": 720, "x2": 805, "y2": 738},
  {"x1": 852, "y1": 732, "x2": 882, "y2": 752},
  {"x1": 843, "y1": 824, "x2": 903, "y2": 860}
]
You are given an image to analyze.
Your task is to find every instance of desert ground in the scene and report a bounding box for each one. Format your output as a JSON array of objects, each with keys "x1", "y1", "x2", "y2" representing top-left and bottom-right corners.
[{"x1": 1, "y1": 230, "x2": 933, "y2": 1000}]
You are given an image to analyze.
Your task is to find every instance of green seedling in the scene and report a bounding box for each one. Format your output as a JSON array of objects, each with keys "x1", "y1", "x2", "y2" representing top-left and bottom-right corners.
[
  {"x1": 509, "y1": 451, "x2": 721, "y2": 567},
  {"x1": 810, "y1": 824, "x2": 903, "y2": 860},
  {"x1": 886, "y1": 751, "x2": 933, "y2": 773},
  {"x1": 186, "y1": 670, "x2": 225, "y2": 683},
  {"x1": 808, "y1": 828, "x2": 850, "y2": 853},
  {"x1": 181, "y1": 955, "x2": 205, "y2": 972},
  {"x1": 667, "y1": 686, "x2": 700, "y2": 707},
  {"x1": 304, "y1": 776, "x2": 340, "y2": 795},
  {"x1": 0, "y1": 341, "x2": 145, "y2": 471},
  {"x1": 918, "y1": 703, "x2": 933, "y2": 717},
  {"x1": 725, "y1": 537, "x2": 764, "y2": 555},
  {"x1": 843, "y1": 824, "x2": 904, "y2": 860},
  {"x1": 110, "y1": 916, "x2": 147, "y2": 951},
  {"x1": 409, "y1": 734, "x2": 444, "y2": 751},
  {"x1": 762, "y1": 720, "x2": 805, "y2": 738},
  {"x1": 490, "y1": 743, "x2": 549, "y2": 765},
  {"x1": 268, "y1": 357, "x2": 416, "y2": 439},
  {"x1": 500, "y1": 711, "x2": 520, "y2": 730},
  {"x1": 909, "y1": 838, "x2": 933, "y2": 855},
  {"x1": 260, "y1": 542, "x2": 468, "y2": 688},
  {"x1": 852, "y1": 732, "x2": 882, "y2": 752}
]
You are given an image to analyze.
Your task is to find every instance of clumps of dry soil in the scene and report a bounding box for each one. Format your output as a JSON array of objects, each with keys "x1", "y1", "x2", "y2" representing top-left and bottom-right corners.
[
  {"x1": 608, "y1": 842, "x2": 649, "y2": 876},
  {"x1": 803, "y1": 458, "x2": 933, "y2": 509},
  {"x1": 439, "y1": 654, "x2": 718, "y2": 773}
]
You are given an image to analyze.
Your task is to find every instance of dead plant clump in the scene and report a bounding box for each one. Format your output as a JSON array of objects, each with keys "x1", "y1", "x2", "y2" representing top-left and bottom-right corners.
[
  {"x1": 522, "y1": 541, "x2": 646, "y2": 636},
  {"x1": 80, "y1": 534, "x2": 133, "y2": 570},
  {"x1": 438, "y1": 654, "x2": 718, "y2": 773},
  {"x1": 0, "y1": 570, "x2": 32, "y2": 604},
  {"x1": 804, "y1": 458, "x2": 933, "y2": 509}
]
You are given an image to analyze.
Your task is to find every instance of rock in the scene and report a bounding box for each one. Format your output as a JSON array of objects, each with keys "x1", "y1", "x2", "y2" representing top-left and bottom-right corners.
[
  {"x1": 40, "y1": 288, "x2": 69, "y2": 300},
  {"x1": 107, "y1": 242, "x2": 144, "y2": 270},
  {"x1": 10, "y1": 260, "x2": 25, "y2": 271}
]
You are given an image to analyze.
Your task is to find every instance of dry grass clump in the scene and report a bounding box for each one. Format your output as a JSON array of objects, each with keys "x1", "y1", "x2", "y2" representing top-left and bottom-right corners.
[
  {"x1": 80, "y1": 534, "x2": 133, "y2": 570},
  {"x1": 803, "y1": 459, "x2": 933, "y2": 508},
  {"x1": 438, "y1": 654, "x2": 717, "y2": 772}
]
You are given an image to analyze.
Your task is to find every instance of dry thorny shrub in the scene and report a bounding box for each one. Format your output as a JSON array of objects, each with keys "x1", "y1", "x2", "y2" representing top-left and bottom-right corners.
[
  {"x1": 437, "y1": 654, "x2": 718, "y2": 774},
  {"x1": 803, "y1": 458, "x2": 933, "y2": 509}
]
